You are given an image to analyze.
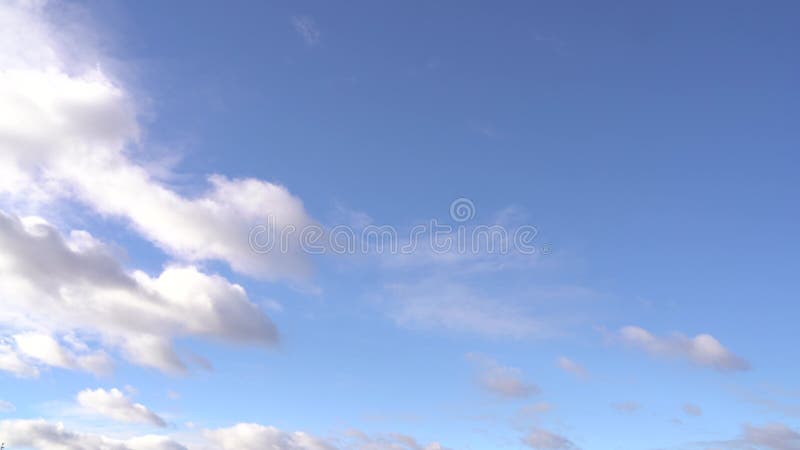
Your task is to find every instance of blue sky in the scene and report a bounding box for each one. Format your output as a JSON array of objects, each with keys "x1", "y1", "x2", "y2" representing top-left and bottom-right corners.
[{"x1": 0, "y1": 1, "x2": 798, "y2": 449}]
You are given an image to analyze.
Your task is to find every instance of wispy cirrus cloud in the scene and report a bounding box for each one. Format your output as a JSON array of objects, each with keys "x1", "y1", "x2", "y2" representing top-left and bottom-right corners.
[
  {"x1": 730, "y1": 384, "x2": 800, "y2": 417},
  {"x1": 741, "y1": 423, "x2": 800, "y2": 450},
  {"x1": 384, "y1": 281, "x2": 548, "y2": 339},
  {"x1": 292, "y1": 15, "x2": 321, "y2": 46},
  {"x1": 612, "y1": 401, "x2": 641, "y2": 414},
  {"x1": 467, "y1": 353, "x2": 539, "y2": 399},
  {"x1": 0, "y1": 400, "x2": 14, "y2": 413},
  {"x1": 556, "y1": 357, "x2": 589, "y2": 380},
  {"x1": 523, "y1": 428, "x2": 579, "y2": 450},
  {"x1": 693, "y1": 423, "x2": 800, "y2": 450},
  {"x1": 682, "y1": 403, "x2": 702, "y2": 417},
  {"x1": 340, "y1": 428, "x2": 449, "y2": 450}
]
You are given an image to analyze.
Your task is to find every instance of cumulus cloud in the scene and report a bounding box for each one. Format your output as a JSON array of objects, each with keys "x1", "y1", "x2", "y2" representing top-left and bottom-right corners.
[
  {"x1": 1, "y1": 337, "x2": 41, "y2": 377},
  {"x1": 0, "y1": 419, "x2": 186, "y2": 450},
  {"x1": 617, "y1": 326, "x2": 750, "y2": 372},
  {"x1": 555, "y1": 357, "x2": 588, "y2": 380},
  {"x1": 0, "y1": 211, "x2": 277, "y2": 374},
  {"x1": 467, "y1": 353, "x2": 539, "y2": 399},
  {"x1": 0, "y1": 0, "x2": 316, "y2": 282},
  {"x1": 77, "y1": 387, "x2": 166, "y2": 427},
  {"x1": 523, "y1": 428, "x2": 578, "y2": 450},
  {"x1": 13, "y1": 332, "x2": 112, "y2": 376},
  {"x1": 682, "y1": 403, "x2": 702, "y2": 417},
  {"x1": 205, "y1": 423, "x2": 333, "y2": 450}
]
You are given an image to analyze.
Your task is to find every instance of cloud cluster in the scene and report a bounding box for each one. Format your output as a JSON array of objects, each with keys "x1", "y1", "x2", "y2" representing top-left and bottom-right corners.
[
  {"x1": 0, "y1": 419, "x2": 186, "y2": 450},
  {"x1": 617, "y1": 326, "x2": 750, "y2": 372},
  {"x1": 0, "y1": 211, "x2": 277, "y2": 374},
  {"x1": 0, "y1": 0, "x2": 315, "y2": 281},
  {"x1": 0, "y1": 418, "x2": 451, "y2": 450},
  {"x1": 77, "y1": 387, "x2": 166, "y2": 427},
  {"x1": 0, "y1": 1, "x2": 317, "y2": 375}
]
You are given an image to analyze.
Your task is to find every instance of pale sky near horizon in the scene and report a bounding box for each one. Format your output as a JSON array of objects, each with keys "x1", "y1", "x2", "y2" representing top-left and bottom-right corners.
[{"x1": 0, "y1": 1, "x2": 798, "y2": 449}]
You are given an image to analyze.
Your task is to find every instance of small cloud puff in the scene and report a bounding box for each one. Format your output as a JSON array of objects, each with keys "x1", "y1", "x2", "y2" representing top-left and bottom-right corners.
[{"x1": 617, "y1": 326, "x2": 749, "y2": 372}]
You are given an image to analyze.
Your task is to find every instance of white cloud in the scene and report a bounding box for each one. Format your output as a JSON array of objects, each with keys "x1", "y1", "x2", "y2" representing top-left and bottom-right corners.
[
  {"x1": 467, "y1": 353, "x2": 539, "y2": 399},
  {"x1": 555, "y1": 357, "x2": 588, "y2": 380},
  {"x1": 523, "y1": 428, "x2": 578, "y2": 450},
  {"x1": 617, "y1": 326, "x2": 750, "y2": 372},
  {"x1": 77, "y1": 387, "x2": 166, "y2": 427},
  {"x1": 0, "y1": 338, "x2": 39, "y2": 377},
  {"x1": 206, "y1": 424, "x2": 448, "y2": 450},
  {"x1": 682, "y1": 403, "x2": 702, "y2": 417},
  {"x1": 0, "y1": 419, "x2": 186, "y2": 450},
  {"x1": 0, "y1": 210, "x2": 277, "y2": 374},
  {"x1": 292, "y1": 15, "x2": 320, "y2": 46},
  {"x1": 14, "y1": 332, "x2": 112, "y2": 376},
  {"x1": 0, "y1": 0, "x2": 316, "y2": 282},
  {"x1": 205, "y1": 423, "x2": 333, "y2": 450}
]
